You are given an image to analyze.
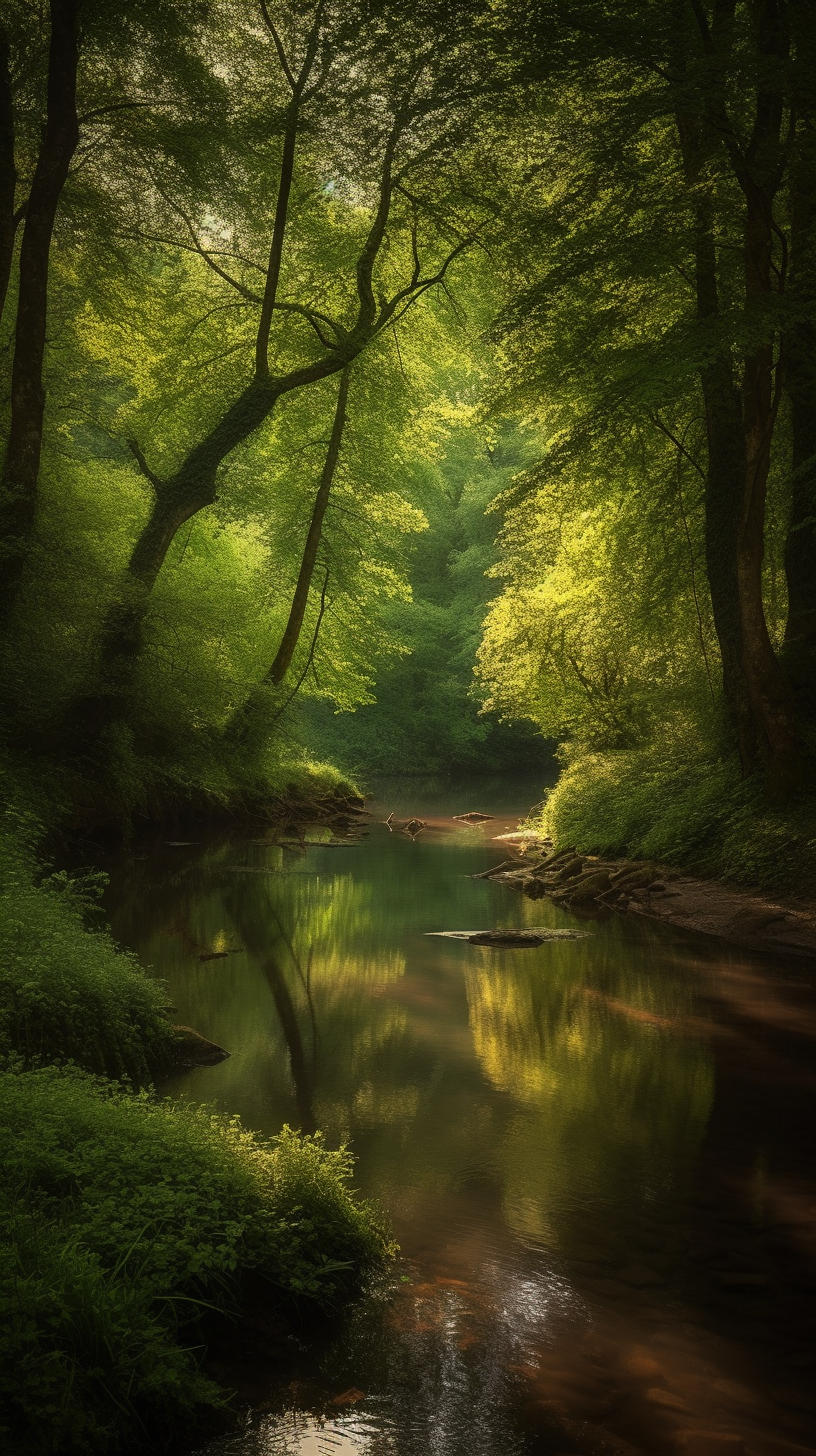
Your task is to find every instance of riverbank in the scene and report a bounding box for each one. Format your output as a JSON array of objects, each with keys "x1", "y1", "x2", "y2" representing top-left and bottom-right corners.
[
  {"x1": 0, "y1": 783, "x2": 392, "y2": 1456},
  {"x1": 484, "y1": 838, "x2": 816, "y2": 960},
  {"x1": 0, "y1": 1065, "x2": 393, "y2": 1456},
  {"x1": 535, "y1": 747, "x2": 816, "y2": 902}
]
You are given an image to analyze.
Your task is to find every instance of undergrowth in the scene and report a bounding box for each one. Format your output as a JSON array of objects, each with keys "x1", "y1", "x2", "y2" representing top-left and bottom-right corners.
[
  {"x1": 0, "y1": 1063, "x2": 393, "y2": 1455},
  {"x1": 540, "y1": 745, "x2": 816, "y2": 896},
  {"x1": 0, "y1": 812, "x2": 174, "y2": 1079}
]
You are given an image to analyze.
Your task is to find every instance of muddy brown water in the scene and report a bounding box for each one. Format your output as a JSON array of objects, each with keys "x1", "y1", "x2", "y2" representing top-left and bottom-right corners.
[{"x1": 102, "y1": 777, "x2": 816, "y2": 1456}]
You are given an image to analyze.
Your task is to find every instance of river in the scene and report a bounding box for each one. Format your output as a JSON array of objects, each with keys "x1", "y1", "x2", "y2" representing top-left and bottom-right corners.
[{"x1": 103, "y1": 776, "x2": 816, "y2": 1456}]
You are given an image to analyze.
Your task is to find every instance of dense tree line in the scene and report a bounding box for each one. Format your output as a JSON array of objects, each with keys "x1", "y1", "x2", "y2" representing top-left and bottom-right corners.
[
  {"x1": 478, "y1": 0, "x2": 816, "y2": 821},
  {"x1": 0, "y1": 0, "x2": 814, "y2": 830}
]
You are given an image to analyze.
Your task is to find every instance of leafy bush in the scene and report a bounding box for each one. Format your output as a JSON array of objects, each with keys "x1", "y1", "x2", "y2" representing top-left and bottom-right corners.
[
  {"x1": 541, "y1": 744, "x2": 816, "y2": 895},
  {"x1": 0, "y1": 814, "x2": 174, "y2": 1079},
  {"x1": 0, "y1": 1063, "x2": 393, "y2": 1455}
]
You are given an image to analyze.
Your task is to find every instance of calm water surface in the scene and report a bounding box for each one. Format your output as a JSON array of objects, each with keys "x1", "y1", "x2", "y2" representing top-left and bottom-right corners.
[{"x1": 104, "y1": 777, "x2": 816, "y2": 1456}]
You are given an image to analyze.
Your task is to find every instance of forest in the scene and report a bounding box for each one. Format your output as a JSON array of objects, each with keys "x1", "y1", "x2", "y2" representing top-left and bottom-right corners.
[{"x1": 1, "y1": 0, "x2": 815, "y2": 1453}]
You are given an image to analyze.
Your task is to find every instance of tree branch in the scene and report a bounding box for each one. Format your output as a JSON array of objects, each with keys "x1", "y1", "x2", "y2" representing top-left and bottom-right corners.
[
  {"x1": 127, "y1": 437, "x2": 164, "y2": 492},
  {"x1": 78, "y1": 100, "x2": 152, "y2": 124},
  {"x1": 267, "y1": 566, "x2": 331, "y2": 723},
  {"x1": 259, "y1": 0, "x2": 295, "y2": 90},
  {"x1": 650, "y1": 413, "x2": 707, "y2": 479}
]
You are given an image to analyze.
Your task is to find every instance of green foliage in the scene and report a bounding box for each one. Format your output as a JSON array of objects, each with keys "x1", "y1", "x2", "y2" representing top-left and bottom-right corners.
[
  {"x1": 0, "y1": 813, "x2": 174, "y2": 1079},
  {"x1": 475, "y1": 427, "x2": 727, "y2": 752},
  {"x1": 0, "y1": 1062, "x2": 393, "y2": 1455},
  {"x1": 539, "y1": 743, "x2": 816, "y2": 896},
  {"x1": 304, "y1": 420, "x2": 551, "y2": 775}
]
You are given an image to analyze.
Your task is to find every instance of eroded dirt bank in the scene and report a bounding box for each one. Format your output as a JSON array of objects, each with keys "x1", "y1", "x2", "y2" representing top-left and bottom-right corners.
[{"x1": 482, "y1": 836, "x2": 816, "y2": 961}]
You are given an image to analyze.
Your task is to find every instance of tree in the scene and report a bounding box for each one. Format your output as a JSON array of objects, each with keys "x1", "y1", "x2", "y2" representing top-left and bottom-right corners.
[
  {"x1": 63, "y1": 1, "x2": 483, "y2": 742},
  {"x1": 783, "y1": 0, "x2": 816, "y2": 706},
  {"x1": 487, "y1": 0, "x2": 815, "y2": 794},
  {"x1": 0, "y1": 0, "x2": 81, "y2": 626}
]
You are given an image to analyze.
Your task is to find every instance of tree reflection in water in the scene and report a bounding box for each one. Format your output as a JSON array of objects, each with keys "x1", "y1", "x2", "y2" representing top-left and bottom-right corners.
[{"x1": 104, "y1": 804, "x2": 816, "y2": 1456}]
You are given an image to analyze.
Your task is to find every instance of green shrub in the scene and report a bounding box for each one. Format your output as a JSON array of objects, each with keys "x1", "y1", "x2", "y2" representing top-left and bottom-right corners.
[
  {"x1": 0, "y1": 1063, "x2": 394, "y2": 1455},
  {"x1": 0, "y1": 814, "x2": 174, "y2": 1079},
  {"x1": 541, "y1": 745, "x2": 816, "y2": 895}
]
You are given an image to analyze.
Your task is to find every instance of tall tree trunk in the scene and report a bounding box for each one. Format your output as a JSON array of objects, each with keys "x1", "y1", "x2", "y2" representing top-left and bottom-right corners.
[
  {"x1": 0, "y1": 25, "x2": 16, "y2": 327},
  {"x1": 678, "y1": 0, "x2": 801, "y2": 792},
  {"x1": 783, "y1": 3, "x2": 816, "y2": 707},
  {"x1": 678, "y1": 133, "x2": 758, "y2": 764},
  {"x1": 266, "y1": 367, "x2": 350, "y2": 686},
  {"x1": 700, "y1": 359, "x2": 757, "y2": 767},
  {"x1": 0, "y1": 0, "x2": 80, "y2": 628},
  {"x1": 79, "y1": 11, "x2": 332, "y2": 721},
  {"x1": 739, "y1": 189, "x2": 800, "y2": 792}
]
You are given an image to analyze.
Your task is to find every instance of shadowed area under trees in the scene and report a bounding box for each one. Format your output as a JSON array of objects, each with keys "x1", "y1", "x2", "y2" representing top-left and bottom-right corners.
[{"x1": 1, "y1": 0, "x2": 815, "y2": 1450}]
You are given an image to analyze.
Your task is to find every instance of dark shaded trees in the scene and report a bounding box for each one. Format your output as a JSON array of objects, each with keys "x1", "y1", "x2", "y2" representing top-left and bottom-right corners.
[
  {"x1": 0, "y1": 0, "x2": 81, "y2": 625},
  {"x1": 783, "y1": 0, "x2": 816, "y2": 703},
  {"x1": 490, "y1": 0, "x2": 816, "y2": 795}
]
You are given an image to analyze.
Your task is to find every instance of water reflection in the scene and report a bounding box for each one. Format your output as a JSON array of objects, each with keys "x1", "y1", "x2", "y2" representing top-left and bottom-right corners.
[{"x1": 102, "y1": 778, "x2": 816, "y2": 1456}]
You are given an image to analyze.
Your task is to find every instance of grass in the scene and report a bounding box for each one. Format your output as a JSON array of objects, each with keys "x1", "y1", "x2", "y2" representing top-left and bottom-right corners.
[
  {"x1": 539, "y1": 743, "x2": 816, "y2": 897},
  {"x1": 0, "y1": 1062, "x2": 394, "y2": 1456},
  {"x1": 0, "y1": 810, "x2": 175, "y2": 1080}
]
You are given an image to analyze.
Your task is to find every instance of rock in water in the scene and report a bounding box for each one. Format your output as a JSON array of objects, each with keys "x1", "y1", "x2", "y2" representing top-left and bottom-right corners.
[
  {"x1": 171, "y1": 1025, "x2": 230, "y2": 1066},
  {"x1": 427, "y1": 928, "x2": 590, "y2": 946}
]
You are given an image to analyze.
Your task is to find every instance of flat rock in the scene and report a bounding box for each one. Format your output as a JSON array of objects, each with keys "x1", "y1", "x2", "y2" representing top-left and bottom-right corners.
[{"x1": 427, "y1": 928, "x2": 591, "y2": 946}]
